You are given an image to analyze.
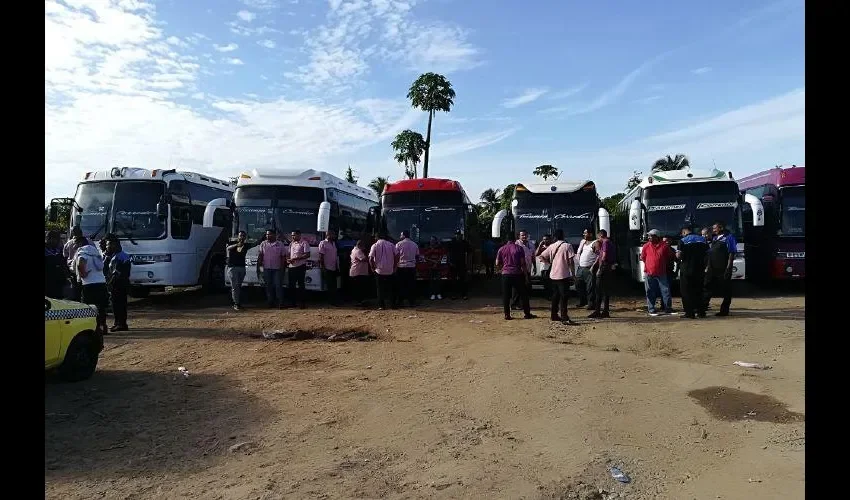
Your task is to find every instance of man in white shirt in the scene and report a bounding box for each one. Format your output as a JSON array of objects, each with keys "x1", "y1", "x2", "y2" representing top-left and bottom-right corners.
[{"x1": 575, "y1": 228, "x2": 598, "y2": 309}]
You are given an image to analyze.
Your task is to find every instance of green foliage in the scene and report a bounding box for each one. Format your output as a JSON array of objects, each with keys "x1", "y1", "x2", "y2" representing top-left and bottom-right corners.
[
  {"x1": 533, "y1": 164, "x2": 559, "y2": 181},
  {"x1": 626, "y1": 170, "x2": 643, "y2": 191},
  {"x1": 344, "y1": 165, "x2": 358, "y2": 184},
  {"x1": 407, "y1": 72, "x2": 456, "y2": 178},
  {"x1": 500, "y1": 184, "x2": 516, "y2": 210},
  {"x1": 652, "y1": 154, "x2": 690, "y2": 172},
  {"x1": 44, "y1": 201, "x2": 71, "y2": 232},
  {"x1": 602, "y1": 192, "x2": 626, "y2": 215},
  {"x1": 368, "y1": 176, "x2": 388, "y2": 197},
  {"x1": 390, "y1": 130, "x2": 426, "y2": 179}
]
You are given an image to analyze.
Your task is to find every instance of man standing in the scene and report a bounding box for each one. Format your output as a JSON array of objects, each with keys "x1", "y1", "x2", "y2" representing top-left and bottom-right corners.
[
  {"x1": 677, "y1": 225, "x2": 709, "y2": 319},
  {"x1": 394, "y1": 230, "x2": 420, "y2": 307},
  {"x1": 45, "y1": 230, "x2": 69, "y2": 299},
  {"x1": 704, "y1": 221, "x2": 737, "y2": 317},
  {"x1": 496, "y1": 233, "x2": 535, "y2": 321},
  {"x1": 589, "y1": 229, "x2": 616, "y2": 319},
  {"x1": 482, "y1": 238, "x2": 497, "y2": 279},
  {"x1": 106, "y1": 236, "x2": 131, "y2": 331},
  {"x1": 226, "y1": 231, "x2": 251, "y2": 310},
  {"x1": 538, "y1": 229, "x2": 576, "y2": 324},
  {"x1": 449, "y1": 230, "x2": 471, "y2": 300},
  {"x1": 257, "y1": 229, "x2": 285, "y2": 308},
  {"x1": 535, "y1": 234, "x2": 553, "y2": 300},
  {"x1": 318, "y1": 229, "x2": 340, "y2": 306},
  {"x1": 574, "y1": 228, "x2": 597, "y2": 309},
  {"x1": 369, "y1": 230, "x2": 398, "y2": 310},
  {"x1": 74, "y1": 238, "x2": 108, "y2": 334},
  {"x1": 424, "y1": 236, "x2": 443, "y2": 300},
  {"x1": 63, "y1": 226, "x2": 89, "y2": 301},
  {"x1": 512, "y1": 230, "x2": 536, "y2": 310},
  {"x1": 640, "y1": 229, "x2": 675, "y2": 316},
  {"x1": 288, "y1": 230, "x2": 310, "y2": 309}
]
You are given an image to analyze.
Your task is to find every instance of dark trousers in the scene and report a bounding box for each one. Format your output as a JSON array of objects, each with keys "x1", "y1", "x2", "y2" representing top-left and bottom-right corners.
[
  {"x1": 288, "y1": 266, "x2": 307, "y2": 307},
  {"x1": 680, "y1": 271, "x2": 705, "y2": 316},
  {"x1": 541, "y1": 269, "x2": 552, "y2": 299},
  {"x1": 502, "y1": 274, "x2": 530, "y2": 317},
  {"x1": 376, "y1": 273, "x2": 395, "y2": 309},
  {"x1": 263, "y1": 268, "x2": 284, "y2": 306},
  {"x1": 322, "y1": 269, "x2": 339, "y2": 305},
  {"x1": 110, "y1": 285, "x2": 128, "y2": 327},
  {"x1": 703, "y1": 271, "x2": 732, "y2": 314},
  {"x1": 593, "y1": 267, "x2": 613, "y2": 314},
  {"x1": 550, "y1": 278, "x2": 571, "y2": 320},
  {"x1": 70, "y1": 277, "x2": 82, "y2": 302},
  {"x1": 575, "y1": 266, "x2": 595, "y2": 307},
  {"x1": 484, "y1": 259, "x2": 495, "y2": 279},
  {"x1": 349, "y1": 274, "x2": 370, "y2": 304},
  {"x1": 511, "y1": 272, "x2": 532, "y2": 308},
  {"x1": 452, "y1": 266, "x2": 468, "y2": 298},
  {"x1": 81, "y1": 282, "x2": 108, "y2": 332},
  {"x1": 428, "y1": 269, "x2": 441, "y2": 296},
  {"x1": 396, "y1": 267, "x2": 417, "y2": 306}
]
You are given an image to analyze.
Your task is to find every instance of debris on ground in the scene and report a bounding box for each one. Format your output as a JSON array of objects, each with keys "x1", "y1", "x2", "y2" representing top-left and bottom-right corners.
[
  {"x1": 254, "y1": 330, "x2": 377, "y2": 342},
  {"x1": 609, "y1": 466, "x2": 631, "y2": 483},
  {"x1": 177, "y1": 367, "x2": 190, "y2": 378},
  {"x1": 469, "y1": 319, "x2": 484, "y2": 324},
  {"x1": 733, "y1": 361, "x2": 772, "y2": 370}
]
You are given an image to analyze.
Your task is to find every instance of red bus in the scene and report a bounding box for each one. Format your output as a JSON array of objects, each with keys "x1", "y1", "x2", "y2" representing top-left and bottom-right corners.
[
  {"x1": 738, "y1": 165, "x2": 805, "y2": 281},
  {"x1": 379, "y1": 178, "x2": 480, "y2": 281}
]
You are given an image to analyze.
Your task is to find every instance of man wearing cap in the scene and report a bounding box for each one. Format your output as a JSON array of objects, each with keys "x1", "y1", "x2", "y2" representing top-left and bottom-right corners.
[{"x1": 640, "y1": 229, "x2": 675, "y2": 316}]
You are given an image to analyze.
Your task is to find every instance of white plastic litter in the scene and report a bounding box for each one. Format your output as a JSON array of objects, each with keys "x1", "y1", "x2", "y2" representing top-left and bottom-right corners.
[
  {"x1": 177, "y1": 366, "x2": 190, "y2": 378},
  {"x1": 733, "y1": 361, "x2": 771, "y2": 370},
  {"x1": 469, "y1": 320, "x2": 484, "y2": 324}
]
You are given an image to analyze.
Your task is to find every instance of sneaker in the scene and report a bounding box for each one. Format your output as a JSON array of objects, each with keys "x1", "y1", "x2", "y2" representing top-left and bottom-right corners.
[
  {"x1": 648, "y1": 311, "x2": 660, "y2": 317},
  {"x1": 233, "y1": 305, "x2": 240, "y2": 311},
  {"x1": 682, "y1": 314, "x2": 696, "y2": 319},
  {"x1": 715, "y1": 311, "x2": 729, "y2": 317},
  {"x1": 588, "y1": 311, "x2": 601, "y2": 319},
  {"x1": 437, "y1": 294, "x2": 442, "y2": 300},
  {"x1": 523, "y1": 313, "x2": 537, "y2": 319},
  {"x1": 562, "y1": 319, "x2": 577, "y2": 326},
  {"x1": 504, "y1": 315, "x2": 513, "y2": 321},
  {"x1": 430, "y1": 295, "x2": 436, "y2": 300},
  {"x1": 551, "y1": 316, "x2": 562, "y2": 322},
  {"x1": 600, "y1": 311, "x2": 610, "y2": 318}
]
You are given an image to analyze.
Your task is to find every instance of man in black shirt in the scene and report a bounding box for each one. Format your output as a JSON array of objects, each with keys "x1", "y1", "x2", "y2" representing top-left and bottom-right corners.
[
  {"x1": 676, "y1": 225, "x2": 708, "y2": 319},
  {"x1": 449, "y1": 230, "x2": 472, "y2": 300},
  {"x1": 226, "y1": 231, "x2": 251, "y2": 310}
]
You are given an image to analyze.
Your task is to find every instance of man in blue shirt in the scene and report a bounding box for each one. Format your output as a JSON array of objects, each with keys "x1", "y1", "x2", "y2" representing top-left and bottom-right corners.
[
  {"x1": 702, "y1": 221, "x2": 737, "y2": 317},
  {"x1": 677, "y1": 225, "x2": 709, "y2": 319},
  {"x1": 106, "y1": 236, "x2": 132, "y2": 331}
]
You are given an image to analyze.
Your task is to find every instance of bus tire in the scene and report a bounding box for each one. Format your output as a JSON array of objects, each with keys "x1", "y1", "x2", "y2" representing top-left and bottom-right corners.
[
  {"x1": 128, "y1": 287, "x2": 151, "y2": 299},
  {"x1": 204, "y1": 257, "x2": 227, "y2": 293},
  {"x1": 58, "y1": 332, "x2": 100, "y2": 382}
]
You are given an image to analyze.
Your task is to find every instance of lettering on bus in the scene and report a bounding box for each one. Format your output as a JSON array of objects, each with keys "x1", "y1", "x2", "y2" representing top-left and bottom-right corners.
[
  {"x1": 695, "y1": 202, "x2": 737, "y2": 209},
  {"x1": 647, "y1": 204, "x2": 686, "y2": 211},
  {"x1": 516, "y1": 212, "x2": 592, "y2": 221}
]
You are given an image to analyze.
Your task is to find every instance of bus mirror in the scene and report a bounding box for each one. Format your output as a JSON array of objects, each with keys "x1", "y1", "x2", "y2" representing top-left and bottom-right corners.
[
  {"x1": 47, "y1": 204, "x2": 59, "y2": 223},
  {"x1": 491, "y1": 209, "x2": 508, "y2": 238},
  {"x1": 203, "y1": 198, "x2": 229, "y2": 228},
  {"x1": 317, "y1": 201, "x2": 331, "y2": 233},
  {"x1": 598, "y1": 207, "x2": 611, "y2": 235},
  {"x1": 744, "y1": 193, "x2": 765, "y2": 227},
  {"x1": 628, "y1": 200, "x2": 641, "y2": 231}
]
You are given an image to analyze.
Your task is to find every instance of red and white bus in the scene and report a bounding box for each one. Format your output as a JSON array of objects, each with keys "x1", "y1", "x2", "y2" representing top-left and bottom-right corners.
[
  {"x1": 378, "y1": 178, "x2": 480, "y2": 281},
  {"x1": 737, "y1": 165, "x2": 805, "y2": 281}
]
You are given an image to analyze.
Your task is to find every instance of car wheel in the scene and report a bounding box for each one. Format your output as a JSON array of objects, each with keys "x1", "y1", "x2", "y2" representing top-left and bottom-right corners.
[{"x1": 57, "y1": 333, "x2": 100, "y2": 382}]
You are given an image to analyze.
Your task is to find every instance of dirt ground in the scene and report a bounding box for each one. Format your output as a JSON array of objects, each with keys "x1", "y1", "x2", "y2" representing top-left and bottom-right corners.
[{"x1": 45, "y1": 278, "x2": 805, "y2": 500}]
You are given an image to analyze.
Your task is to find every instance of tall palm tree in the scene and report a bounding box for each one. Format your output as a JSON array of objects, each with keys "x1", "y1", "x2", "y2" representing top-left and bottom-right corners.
[
  {"x1": 479, "y1": 188, "x2": 501, "y2": 216},
  {"x1": 407, "y1": 72, "x2": 456, "y2": 178},
  {"x1": 533, "y1": 164, "x2": 559, "y2": 181},
  {"x1": 499, "y1": 184, "x2": 516, "y2": 210},
  {"x1": 391, "y1": 129, "x2": 426, "y2": 179},
  {"x1": 652, "y1": 154, "x2": 690, "y2": 172},
  {"x1": 368, "y1": 176, "x2": 389, "y2": 197}
]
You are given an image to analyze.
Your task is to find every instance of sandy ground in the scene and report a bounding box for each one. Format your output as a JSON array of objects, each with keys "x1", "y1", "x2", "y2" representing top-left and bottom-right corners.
[{"x1": 45, "y1": 278, "x2": 805, "y2": 500}]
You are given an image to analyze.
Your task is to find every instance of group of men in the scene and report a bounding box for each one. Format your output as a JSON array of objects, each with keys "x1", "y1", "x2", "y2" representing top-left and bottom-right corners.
[
  {"x1": 495, "y1": 228, "x2": 616, "y2": 322},
  {"x1": 640, "y1": 221, "x2": 736, "y2": 318},
  {"x1": 44, "y1": 226, "x2": 132, "y2": 333},
  {"x1": 229, "y1": 228, "x2": 472, "y2": 311}
]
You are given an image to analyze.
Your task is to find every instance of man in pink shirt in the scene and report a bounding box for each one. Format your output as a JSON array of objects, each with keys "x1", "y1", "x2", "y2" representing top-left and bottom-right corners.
[
  {"x1": 395, "y1": 230, "x2": 420, "y2": 307},
  {"x1": 349, "y1": 238, "x2": 371, "y2": 307},
  {"x1": 369, "y1": 230, "x2": 398, "y2": 310},
  {"x1": 287, "y1": 229, "x2": 311, "y2": 309},
  {"x1": 496, "y1": 232, "x2": 535, "y2": 320},
  {"x1": 257, "y1": 229, "x2": 286, "y2": 308},
  {"x1": 538, "y1": 229, "x2": 577, "y2": 325},
  {"x1": 511, "y1": 230, "x2": 536, "y2": 310},
  {"x1": 318, "y1": 229, "x2": 340, "y2": 306}
]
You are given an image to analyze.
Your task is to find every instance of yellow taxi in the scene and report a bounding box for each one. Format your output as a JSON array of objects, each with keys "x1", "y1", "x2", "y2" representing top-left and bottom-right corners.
[{"x1": 45, "y1": 296, "x2": 104, "y2": 382}]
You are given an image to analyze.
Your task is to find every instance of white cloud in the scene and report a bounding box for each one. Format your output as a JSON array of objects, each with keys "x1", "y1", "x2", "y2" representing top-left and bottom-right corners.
[
  {"x1": 237, "y1": 10, "x2": 256, "y2": 22},
  {"x1": 258, "y1": 39, "x2": 276, "y2": 49},
  {"x1": 502, "y1": 88, "x2": 548, "y2": 108},
  {"x1": 224, "y1": 57, "x2": 245, "y2": 65},
  {"x1": 549, "y1": 83, "x2": 588, "y2": 100},
  {"x1": 166, "y1": 36, "x2": 187, "y2": 48},
  {"x1": 214, "y1": 43, "x2": 239, "y2": 52},
  {"x1": 431, "y1": 128, "x2": 520, "y2": 158},
  {"x1": 44, "y1": 0, "x2": 434, "y2": 203},
  {"x1": 636, "y1": 95, "x2": 662, "y2": 104},
  {"x1": 240, "y1": 0, "x2": 280, "y2": 9},
  {"x1": 691, "y1": 66, "x2": 712, "y2": 75}
]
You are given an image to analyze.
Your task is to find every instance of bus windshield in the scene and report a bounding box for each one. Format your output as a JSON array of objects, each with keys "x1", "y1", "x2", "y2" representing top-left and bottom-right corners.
[
  {"x1": 513, "y1": 190, "x2": 598, "y2": 246},
  {"x1": 383, "y1": 206, "x2": 464, "y2": 244},
  {"x1": 643, "y1": 182, "x2": 740, "y2": 240},
  {"x1": 234, "y1": 185, "x2": 324, "y2": 245},
  {"x1": 73, "y1": 181, "x2": 166, "y2": 240},
  {"x1": 779, "y1": 186, "x2": 805, "y2": 236}
]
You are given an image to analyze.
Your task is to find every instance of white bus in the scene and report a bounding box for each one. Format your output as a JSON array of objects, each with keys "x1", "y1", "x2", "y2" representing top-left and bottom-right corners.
[
  {"x1": 204, "y1": 168, "x2": 379, "y2": 292},
  {"x1": 491, "y1": 179, "x2": 611, "y2": 287},
  {"x1": 49, "y1": 167, "x2": 235, "y2": 297},
  {"x1": 614, "y1": 167, "x2": 764, "y2": 283}
]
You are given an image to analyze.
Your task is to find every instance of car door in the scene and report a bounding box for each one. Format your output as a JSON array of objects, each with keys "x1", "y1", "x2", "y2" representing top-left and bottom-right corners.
[{"x1": 44, "y1": 298, "x2": 61, "y2": 367}]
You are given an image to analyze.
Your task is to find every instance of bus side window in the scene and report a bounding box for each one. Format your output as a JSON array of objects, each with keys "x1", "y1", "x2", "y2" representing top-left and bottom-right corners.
[
  {"x1": 213, "y1": 207, "x2": 232, "y2": 228},
  {"x1": 171, "y1": 204, "x2": 192, "y2": 239}
]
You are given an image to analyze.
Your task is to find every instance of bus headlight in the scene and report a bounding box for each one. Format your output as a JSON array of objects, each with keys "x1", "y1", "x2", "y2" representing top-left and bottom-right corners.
[{"x1": 131, "y1": 254, "x2": 172, "y2": 264}]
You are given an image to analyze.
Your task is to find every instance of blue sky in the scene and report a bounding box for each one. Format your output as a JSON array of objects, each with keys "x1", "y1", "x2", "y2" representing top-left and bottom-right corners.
[{"x1": 45, "y1": 0, "x2": 804, "y2": 204}]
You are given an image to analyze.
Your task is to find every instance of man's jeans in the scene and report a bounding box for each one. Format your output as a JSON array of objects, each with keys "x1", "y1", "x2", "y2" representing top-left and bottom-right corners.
[
  {"x1": 227, "y1": 266, "x2": 246, "y2": 306},
  {"x1": 645, "y1": 274, "x2": 672, "y2": 313},
  {"x1": 262, "y1": 268, "x2": 284, "y2": 306}
]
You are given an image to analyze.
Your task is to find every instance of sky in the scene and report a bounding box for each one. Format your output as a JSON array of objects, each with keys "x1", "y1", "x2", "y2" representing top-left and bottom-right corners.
[{"x1": 45, "y1": 0, "x2": 805, "y2": 205}]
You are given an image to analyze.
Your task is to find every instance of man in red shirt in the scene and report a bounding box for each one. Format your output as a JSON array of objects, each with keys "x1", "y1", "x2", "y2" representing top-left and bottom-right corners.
[{"x1": 640, "y1": 229, "x2": 675, "y2": 316}]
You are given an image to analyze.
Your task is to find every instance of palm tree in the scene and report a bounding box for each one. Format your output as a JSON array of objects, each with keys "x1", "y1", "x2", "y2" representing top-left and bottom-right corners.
[
  {"x1": 626, "y1": 170, "x2": 643, "y2": 190},
  {"x1": 344, "y1": 165, "x2": 357, "y2": 184},
  {"x1": 499, "y1": 184, "x2": 516, "y2": 210},
  {"x1": 479, "y1": 188, "x2": 501, "y2": 216},
  {"x1": 368, "y1": 176, "x2": 389, "y2": 197},
  {"x1": 391, "y1": 129, "x2": 427, "y2": 179},
  {"x1": 652, "y1": 154, "x2": 690, "y2": 172},
  {"x1": 533, "y1": 164, "x2": 559, "y2": 181},
  {"x1": 407, "y1": 72, "x2": 456, "y2": 178}
]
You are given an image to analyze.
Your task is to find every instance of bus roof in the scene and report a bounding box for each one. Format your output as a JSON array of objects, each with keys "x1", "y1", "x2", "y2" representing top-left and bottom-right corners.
[
  {"x1": 237, "y1": 168, "x2": 378, "y2": 202},
  {"x1": 737, "y1": 165, "x2": 805, "y2": 190},
  {"x1": 80, "y1": 167, "x2": 234, "y2": 191},
  {"x1": 383, "y1": 178, "x2": 471, "y2": 205},
  {"x1": 514, "y1": 180, "x2": 596, "y2": 195}
]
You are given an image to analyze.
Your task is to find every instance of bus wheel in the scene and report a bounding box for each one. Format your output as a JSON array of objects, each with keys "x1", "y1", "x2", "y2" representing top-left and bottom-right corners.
[
  {"x1": 204, "y1": 258, "x2": 227, "y2": 293},
  {"x1": 128, "y1": 287, "x2": 151, "y2": 299}
]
